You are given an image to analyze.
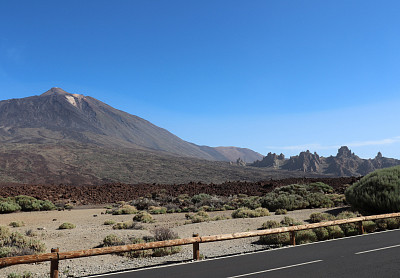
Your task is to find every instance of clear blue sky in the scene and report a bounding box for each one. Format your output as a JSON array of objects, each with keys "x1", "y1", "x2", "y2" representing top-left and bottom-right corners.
[{"x1": 1, "y1": 0, "x2": 400, "y2": 158}]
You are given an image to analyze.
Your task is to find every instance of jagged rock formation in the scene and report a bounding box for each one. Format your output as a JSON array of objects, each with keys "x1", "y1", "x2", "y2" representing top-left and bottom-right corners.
[
  {"x1": 283, "y1": 150, "x2": 322, "y2": 172},
  {"x1": 235, "y1": 158, "x2": 246, "y2": 166},
  {"x1": 251, "y1": 146, "x2": 400, "y2": 176},
  {"x1": 251, "y1": 152, "x2": 285, "y2": 168}
]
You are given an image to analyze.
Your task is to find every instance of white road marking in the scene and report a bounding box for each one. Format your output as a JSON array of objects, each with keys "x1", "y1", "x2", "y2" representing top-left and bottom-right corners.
[
  {"x1": 355, "y1": 244, "x2": 400, "y2": 255},
  {"x1": 225, "y1": 260, "x2": 323, "y2": 278}
]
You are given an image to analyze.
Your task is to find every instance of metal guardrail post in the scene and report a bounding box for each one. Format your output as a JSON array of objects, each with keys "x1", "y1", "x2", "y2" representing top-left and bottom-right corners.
[
  {"x1": 289, "y1": 224, "x2": 296, "y2": 246},
  {"x1": 50, "y1": 248, "x2": 59, "y2": 278},
  {"x1": 193, "y1": 233, "x2": 200, "y2": 260}
]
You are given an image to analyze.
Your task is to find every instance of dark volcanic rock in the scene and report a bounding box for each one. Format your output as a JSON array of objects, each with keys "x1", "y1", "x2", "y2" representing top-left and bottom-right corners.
[
  {"x1": 0, "y1": 177, "x2": 360, "y2": 205},
  {"x1": 283, "y1": 150, "x2": 321, "y2": 172},
  {"x1": 251, "y1": 152, "x2": 285, "y2": 168}
]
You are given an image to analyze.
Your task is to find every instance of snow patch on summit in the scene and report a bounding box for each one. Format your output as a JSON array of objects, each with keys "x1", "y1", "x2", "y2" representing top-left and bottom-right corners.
[{"x1": 65, "y1": 95, "x2": 77, "y2": 107}]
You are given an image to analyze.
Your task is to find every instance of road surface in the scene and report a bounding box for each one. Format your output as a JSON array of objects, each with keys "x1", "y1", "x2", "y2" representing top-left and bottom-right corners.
[{"x1": 83, "y1": 229, "x2": 400, "y2": 278}]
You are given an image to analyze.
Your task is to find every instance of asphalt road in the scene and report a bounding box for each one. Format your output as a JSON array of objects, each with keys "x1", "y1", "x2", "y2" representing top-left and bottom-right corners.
[{"x1": 84, "y1": 229, "x2": 400, "y2": 278}]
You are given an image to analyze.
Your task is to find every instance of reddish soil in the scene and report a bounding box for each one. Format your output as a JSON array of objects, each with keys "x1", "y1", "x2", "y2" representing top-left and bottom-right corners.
[{"x1": 0, "y1": 177, "x2": 360, "y2": 205}]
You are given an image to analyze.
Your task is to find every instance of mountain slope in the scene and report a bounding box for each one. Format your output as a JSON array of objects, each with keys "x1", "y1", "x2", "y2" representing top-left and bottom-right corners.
[
  {"x1": 0, "y1": 88, "x2": 260, "y2": 162},
  {"x1": 0, "y1": 142, "x2": 325, "y2": 185}
]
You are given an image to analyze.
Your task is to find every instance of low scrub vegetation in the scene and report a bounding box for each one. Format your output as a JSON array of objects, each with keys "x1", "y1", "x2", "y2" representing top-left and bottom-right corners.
[
  {"x1": 185, "y1": 211, "x2": 210, "y2": 223},
  {"x1": 0, "y1": 195, "x2": 56, "y2": 214},
  {"x1": 9, "y1": 221, "x2": 25, "y2": 228},
  {"x1": 7, "y1": 272, "x2": 34, "y2": 278},
  {"x1": 133, "y1": 211, "x2": 154, "y2": 223},
  {"x1": 101, "y1": 227, "x2": 181, "y2": 258},
  {"x1": 309, "y1": 212, "x2": 335, "y2": 223},
  {"x1": 96, "y1": 182, "x2": 344, "y2": 217},
  {"x1": 274, "y1": 209, "x2": 287, "y2": 215},
  {"x1": 260, "y1": 210, "x2": 400, "y2": 248},
  {"x1": 58, "y1": 223, "x2": 76, "y2": 230},
  {"x1": 112, "y1": 221, "x2": 143, "y2": 230},
  {"x1": 260, "y1": 183, "x2": 339, "y2": 211},
  {"x1": 107, "y1": 204, "x2": 138, "y2": 215},
  {"x1": 0, "y1": 226, "x2": 45, "y2": 258},
  {"x1": 232, "y1": 207, "x2": 270, "y2": 218},
  {"x1": 104, "y1": 220, "x2": 116, "y2": 225},
  {"x1": 185, "y1": 211, "x2": 229, "y2": 223}
]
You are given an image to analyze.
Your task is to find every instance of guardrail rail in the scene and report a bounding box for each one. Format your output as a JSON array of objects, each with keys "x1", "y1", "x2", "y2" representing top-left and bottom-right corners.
[{"x1": 1, "y1": 212, "x2": 400, "y2": 278}]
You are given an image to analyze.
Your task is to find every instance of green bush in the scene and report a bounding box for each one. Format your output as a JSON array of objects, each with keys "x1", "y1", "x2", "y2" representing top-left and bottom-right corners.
[
  {"x1": 148, "y1": 206, "x2": 167, "y2": 214},
  {"x1": 111, "y1": 205, "x2": 138, "y2": 215},
  {"x1": 0, "y1": 196, "x2": 55, "y2": 214},
  {"x1": 328, "y1": 194, "x2": 346, "y2": 206},
  {"x1": 0, "y1": 226, "x2": 45, "y2": 257},
  {"x1": 259, "y1": 220, "x2": 290, "y2": 246},
  {"x1": 37, "y1": 200, "x2": 56, "y2": 211},
  {"x1": 232, "y1": 207, "x2": 270, "y2": 218},
  {"x1": 275, "y1": 209, "x2": 287, "y2": 215},
  {"x1": 192, "y1": 193, "x2": 212, "y2": 204},
  {"x1": 335, "y1": 211, "x2": 360, "y2": 236},
  {"x1": 308, "y1": 182, "x2": 334, "y2": 193},
  {"x1": 103, "y1": 234, "x2": 124, "y2": 246},
  {"x1": 280, "y1": 216, "x2": 302, "y2": 226},
  {"x1": 7, "y1": 272, "x2": 34, "y2": 278},
  {"x1": 0, "y1": 201, "x2": 21, "y2": 213},
  {"x1": 58, "y1": 223, "x2": 76, "y2": 229},
  {"x1": 313, "y1": 227, "x2": 329, "y2": 241},
  {"x1": 362, "y1": 221, "x2": 377, "y2": 233},
  {"x1": 133, "y1": 211, "x2": 154, "y2": 223},
  {"x1": 112, "y1": 222, "x2": 133, "y2": 230},
  {"x1": 309, "y1": 212, "x2": 335, "y2": 223},
  {"x1": 345, "y1": 166, "x2": 400, "y2": 213},
  {"x1": 336, "y1": 211, "x2": 358, "y2": 219},
  {"x1": 375, "y1": 219, "x2": 389, "y2": 230},
  {"x1": 376, "y1": 218, "x2": 400, "y2": 230},
  {"x1": 9, "y1": 221, "x2": 24, "y2": 228},
  {"x1": 261, "y1": 184, "x2": 334, "y2": 211},
  {"x1": 306, "y1": 193, "x2": 334, "y2": 208},
  {"x1": 185, "y1": 211, "x2": 210, "y2": 223},
  {"x1": 102, "y1": 228, "x2": 181, "y2": 258},
  {"x1": 14, "y1": 196, "x2": 41, "y2": 211},
  {"x1": 295, "y1": 230, "x2": 317, "y2": 244},
  {"x1": 238, "y1": 196, "x2": 262, "y2": 209},
  {"x1": 104, "y1": 220, "x2": 116, "y2": 225},
  {"x1": 326, "y1": 225, "x2": 344, "y2": 239}
]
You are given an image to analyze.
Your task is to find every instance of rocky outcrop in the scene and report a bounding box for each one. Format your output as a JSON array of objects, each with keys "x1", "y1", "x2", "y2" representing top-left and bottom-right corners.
[
  {"x1": 283, "y1": 150, "x2": 321, "y2": 172},
  {"x1": 251, "y1": 152, "x2": 285, "y2": 168},
  {"x1": 251, "y1": 146, "x2": 400, "y2": 176}
]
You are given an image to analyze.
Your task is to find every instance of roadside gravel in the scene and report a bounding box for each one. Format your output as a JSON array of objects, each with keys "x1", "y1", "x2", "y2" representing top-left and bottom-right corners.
[{"x1": 0, "y1": 207, "x2": 343, "y2": 277}]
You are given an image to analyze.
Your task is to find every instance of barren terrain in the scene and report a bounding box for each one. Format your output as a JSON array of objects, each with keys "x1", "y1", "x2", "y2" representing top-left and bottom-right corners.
[{"x1": 1, "y1": 206, "x2": 342, "y2": 277}]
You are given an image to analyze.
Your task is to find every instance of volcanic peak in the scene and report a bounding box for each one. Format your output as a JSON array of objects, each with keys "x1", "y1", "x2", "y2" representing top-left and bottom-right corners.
[{"x1": 41, "y1": 87, "x2": 84, "y2": 98}]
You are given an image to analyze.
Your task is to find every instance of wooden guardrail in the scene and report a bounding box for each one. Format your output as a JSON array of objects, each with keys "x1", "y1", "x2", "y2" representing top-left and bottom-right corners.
[{"x1": 1, "y1": 212, "x2": 400, "y2": 277}]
